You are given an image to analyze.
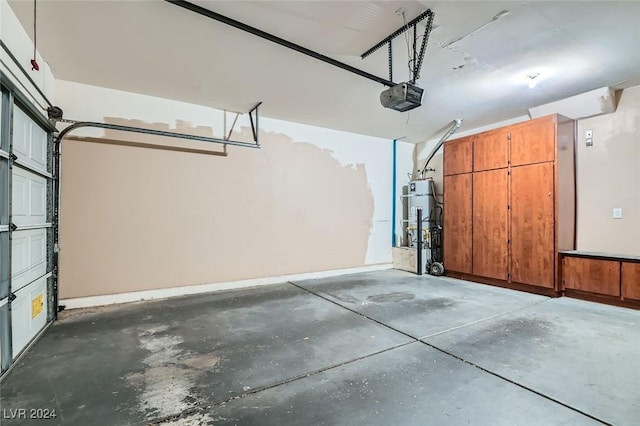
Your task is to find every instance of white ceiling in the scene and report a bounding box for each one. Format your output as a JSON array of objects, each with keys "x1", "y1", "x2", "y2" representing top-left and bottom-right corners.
[{"x1": 9, "y1": 0, "x2": 640, "y2": 143}]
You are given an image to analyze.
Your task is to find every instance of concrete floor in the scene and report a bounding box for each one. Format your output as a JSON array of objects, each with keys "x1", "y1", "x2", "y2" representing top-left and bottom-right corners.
[{"x1": 1, "y1": 270, "x2": 638, "y2": 425}]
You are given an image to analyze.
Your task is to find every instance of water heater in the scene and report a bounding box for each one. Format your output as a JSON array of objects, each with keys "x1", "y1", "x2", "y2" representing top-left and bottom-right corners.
[{"x1": 406, "y1": 179, "x2": 437, "y2": 248}]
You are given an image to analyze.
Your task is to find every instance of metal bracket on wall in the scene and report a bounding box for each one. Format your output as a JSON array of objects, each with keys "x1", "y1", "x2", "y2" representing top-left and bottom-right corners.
[{"x1": 248, "y1": 102, "x2": 261, "y2": 145}]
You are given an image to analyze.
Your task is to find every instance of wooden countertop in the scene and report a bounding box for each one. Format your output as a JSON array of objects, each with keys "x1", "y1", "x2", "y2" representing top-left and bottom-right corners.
[{"x1": 559, "y1": 250, "x2": 640, "y2": 262}]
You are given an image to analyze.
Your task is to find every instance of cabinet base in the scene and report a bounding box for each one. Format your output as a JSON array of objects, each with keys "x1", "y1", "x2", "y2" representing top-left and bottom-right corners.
[
  {"x1": 446, "y1": 271, "x2": 561, "y2": 297},
  {"x1": 564, "y1": 289, "x2": 640, "y2": 310}
]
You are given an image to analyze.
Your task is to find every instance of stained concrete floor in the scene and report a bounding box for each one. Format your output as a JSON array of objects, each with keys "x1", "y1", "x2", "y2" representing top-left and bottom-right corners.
[{"x1": 1, "y1": 269, "x2": 638, "y2": 425}]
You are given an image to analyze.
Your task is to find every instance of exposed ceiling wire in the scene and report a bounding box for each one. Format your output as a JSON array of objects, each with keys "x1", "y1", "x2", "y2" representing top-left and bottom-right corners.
[
  {"x1": 402, "y1": 11, "x2": 413, "y2": 80},
  {"x1": 31, "y1": 0, "x2": 39, "y2": 71}
]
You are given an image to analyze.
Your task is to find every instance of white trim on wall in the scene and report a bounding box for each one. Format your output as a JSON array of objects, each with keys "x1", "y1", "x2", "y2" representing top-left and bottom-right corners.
[{"x1": 60, "y1": 263, "x2": 393, "y2": 309}]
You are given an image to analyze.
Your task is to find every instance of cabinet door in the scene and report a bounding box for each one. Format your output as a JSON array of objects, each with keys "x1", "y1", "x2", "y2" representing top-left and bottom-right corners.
[
  {"x1": 473, "y1": 128, "x2": 509, "y2": 172},
  {"x1": 510, "y1": 163, "x2": 555, "y2": 288},
  {"x1": 444, "y1": 137, "x2": 473, "y2": 176},
  {"x1": 622, "y1": 262, "x2": 640, "y2": 301},
  {"x1": 444, "y1": 174, "x2": 472, "y2": 273},
  {"x1": 473, "y1": 169, "x2": 508, "y2": 280},
  {"x1": 510, "y1": 116, "x2": 556, "y2": 166},
  {"x1": 563, "y1": 257, "x2": 621, "y2": 296}
]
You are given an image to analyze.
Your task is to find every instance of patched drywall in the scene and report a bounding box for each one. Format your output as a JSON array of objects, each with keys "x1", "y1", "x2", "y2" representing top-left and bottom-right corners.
[
  {"x1": 54, "y1": 80, "x2": 414, "y2": 300},
  {"x1": 59, "y1": 126, "x2": 377, "y2": 298},
  {"x1": 576, "y1": 85, "x2": 640, "y2": 256}
]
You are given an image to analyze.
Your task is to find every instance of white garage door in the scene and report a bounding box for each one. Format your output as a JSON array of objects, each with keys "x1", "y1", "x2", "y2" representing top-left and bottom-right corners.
[
  {"x1": 0, "y1": 85, "x2": 54, "y2": 372},
  {"x1": 0, "y1": 86, "x2": 10, "y2": 372}
]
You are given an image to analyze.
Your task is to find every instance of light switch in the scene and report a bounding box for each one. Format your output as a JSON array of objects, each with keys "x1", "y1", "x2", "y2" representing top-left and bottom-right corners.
[
  {"x1": 613, "y1": 208, "x2": 623, "y2": 219},
  {"x1": 585, "y1": 129, "x2": 593, "y2": 147}
]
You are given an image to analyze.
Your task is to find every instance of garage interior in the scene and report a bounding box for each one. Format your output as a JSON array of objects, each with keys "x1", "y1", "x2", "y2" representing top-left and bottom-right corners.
[{"x1": 0, "y1": 1, "x2": 639, "y2": 425}]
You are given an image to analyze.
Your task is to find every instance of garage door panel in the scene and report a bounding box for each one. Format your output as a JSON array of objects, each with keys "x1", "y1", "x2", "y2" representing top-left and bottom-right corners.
[
  {"x1": 0, "y1": 302, "x2": 9, "y2": 372},
  {"x1": 12, "y1": 107, "x2": 48, "y2": 175},
  {"x1": 12, "y1": 107, "x2": 30, "y2": 160},
  {"x1": 30, "y1": 125, "x2": 48, "y2": 172},
  {"x1": 0, "y1": 231, "x2": 8, "y2": 299},
  {"x1": 12, "y1": 171, "x2": 27, "y2": 216},
  {"x1": 11, "y1": 275, "x2": 48, "y2": 358},
  {"x1": 11, "y1": 166, "x2": 48, "y2": 226},
  {"x1": 0, "y1": 160, "x2": 8, "y2": 224},
  {"x1": 11, "y1": 228, "x2": 47, "y2": 293},
  {"x1": 30, "y1": 177, "x2": 46, "y2": 217},
  {"x1": 3, "y1": 91, "x2": 53, "y2": 373}
]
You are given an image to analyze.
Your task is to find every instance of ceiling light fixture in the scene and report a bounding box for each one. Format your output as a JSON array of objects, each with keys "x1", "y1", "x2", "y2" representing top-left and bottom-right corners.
[{"x1": 527, "y1": 72, "x2": 541, "y2": 88}]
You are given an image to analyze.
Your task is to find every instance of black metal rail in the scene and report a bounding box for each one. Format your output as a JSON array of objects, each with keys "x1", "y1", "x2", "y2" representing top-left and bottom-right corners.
[
  {"x1": 164, "y1": 0, "x2": 395, "y2": 87},
  {"x1": 360, "y1": 10, "x2": 434, "y2": 59}
]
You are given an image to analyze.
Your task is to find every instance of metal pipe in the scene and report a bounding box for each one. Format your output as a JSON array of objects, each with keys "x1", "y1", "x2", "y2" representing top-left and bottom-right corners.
[
  {"x1": 165, "y1": 0, "x2": 395, "y2": 87},
  {"x1": 392, "y1": 139, "x2": 397, "y2": 247},
  {"x1": 420, "y1": 119, "x2": 463, "y2": 177},
  {"x1": 226, "y1": 113, "x2": 239, "y2": 141},
  {"x1": 55, "y1": 121, "x2": 261, "y2": 149},
  {"x1": 416, "y1": 207, "x2": 423, "y2": 275}
]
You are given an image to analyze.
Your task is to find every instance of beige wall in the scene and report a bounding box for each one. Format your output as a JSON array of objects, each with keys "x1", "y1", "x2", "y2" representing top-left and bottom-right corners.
[
  {"x1": 53, "y1": 80, "x2": 414, "y2": 300},
  {"x1": 576, "y1": 86, "x2": 640, "y2": 256},
  {"x1": 59, "y1": 129, "x2": 379, "y2": 299}
]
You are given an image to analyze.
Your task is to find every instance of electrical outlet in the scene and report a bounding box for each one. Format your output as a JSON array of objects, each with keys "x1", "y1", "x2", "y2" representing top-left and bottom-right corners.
[{"x1": 613, "y1": 208, "x2": 623, "y2": 219}]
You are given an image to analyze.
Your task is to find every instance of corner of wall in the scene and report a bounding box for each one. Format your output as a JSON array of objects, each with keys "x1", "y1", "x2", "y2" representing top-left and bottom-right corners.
[{"x1": 0, "y1": 0, "x2": 55, "y2": 108}]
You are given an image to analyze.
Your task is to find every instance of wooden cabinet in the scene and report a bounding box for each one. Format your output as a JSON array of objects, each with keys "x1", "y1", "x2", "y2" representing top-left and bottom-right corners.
[
  {"x1": 443, "y1": 114, "x2": 575, "y2": 296},
  {"x1": 473, "y1": 128, "x2": 509, "y2": 171},
  {"x1": 622, "y1": 263, "x2": 640, "y2": 301},
  {"x1": 510, "y1": 163, "x2": 555, "y2": 288},
  {"x1": 559, "y1": 253, "x2": 640, "y2": 309},
  {"x1": 443, "y1": 137, "x2": 473, "y2": 176},
  {"x1": 510, "y1": 116, "x2": 556, "y2": 166},
  {"x1": 563, "y1": 257, "x2": 621, "y2": 297},
  {"x1": 443, "y1": 174, "x2": 472, "y2": 273},
  {"x1": 472, "y1": 169, "x2": 508, "y2": 280}
]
